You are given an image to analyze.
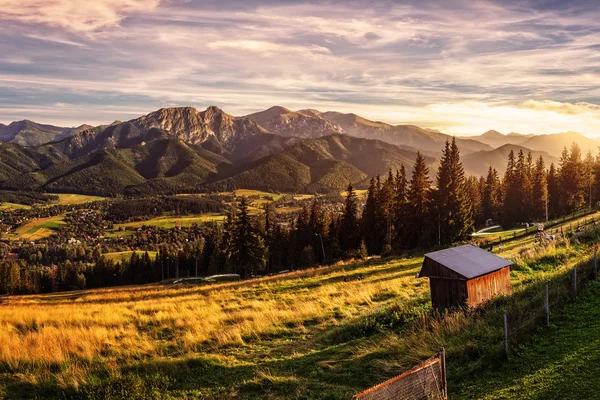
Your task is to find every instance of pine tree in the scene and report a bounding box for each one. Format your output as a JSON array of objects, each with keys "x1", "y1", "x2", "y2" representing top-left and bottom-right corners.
[
  {"x1": 340, "y1": 183, "x2": 361, "y2": 251},
  {"x1": 531, "y1": 155, "x2": 548, "y2": 221},
  {"x1": 435, "y1": 138, "x2": 473, "y2": 245},
  {"x1": 483, "y1": 166, "x2": 501, "y2": 224},
  {"x1": 515, "y1": 150, "x2": 533, "y2": 221},
  {"x1": 583, "y1": 150, "x2": 595, "y2": 209},
  {"x1": 229, "y1": 197, "x2": 268, "y2": 279},
  {"x1": 378, "y1": 170, "x2": 396, "y2": 253},
  {"x1": 559, "y1": 143, "x2": 585, "y2": 213},
  {"x1": 361, "y1": 178, "x2": 380, "y2": 254},
  {"x1": 593, "y1": 151, "x2": 600, "y2": 209},
  {"x1": 393, "y1": 165, "x2": 408, "y2": 249},
  {"x1": 309, "y1": 199, "x2": 327, "y2": 262},
  {"x1": 406, "y1": 152, "x2": 432, "y2": 247},
  {"x1": 547, "y1": 163, "x2": 560, "y2": 218},
  {"x1": 502, "y1": 150, "x2": 521, "y2": 227}
]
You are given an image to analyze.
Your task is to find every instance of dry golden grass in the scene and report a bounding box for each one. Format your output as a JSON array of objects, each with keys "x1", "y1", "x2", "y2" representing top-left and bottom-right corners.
[
  {"x1": 1, "y1": 211, "x2": 597, "y2": 398},
  {"x1": 0, "y1": 257, "x2": 426, "y2": 393}
]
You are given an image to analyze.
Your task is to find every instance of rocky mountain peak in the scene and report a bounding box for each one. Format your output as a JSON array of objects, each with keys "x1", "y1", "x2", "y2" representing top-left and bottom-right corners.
[{"x1": 244, "y1": 106, "x2": 343, "y2": 138}]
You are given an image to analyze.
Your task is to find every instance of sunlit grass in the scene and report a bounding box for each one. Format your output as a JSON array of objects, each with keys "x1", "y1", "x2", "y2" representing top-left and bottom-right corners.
[
  {"x1": 1, "y1": 210, "x2": 599, "y2": 398},
  {"x1": 51, "y1": 194, "x2": 106, "y2": 205}
]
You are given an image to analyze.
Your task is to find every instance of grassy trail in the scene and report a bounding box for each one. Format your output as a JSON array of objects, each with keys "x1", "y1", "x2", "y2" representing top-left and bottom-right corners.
[{"x1": 455, "y1": 280, "x2": 600, "y2": 399}]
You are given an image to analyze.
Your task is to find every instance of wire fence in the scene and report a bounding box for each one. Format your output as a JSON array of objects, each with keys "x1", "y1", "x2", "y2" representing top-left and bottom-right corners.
[
  {"x1": 480, "y1": 208, "x2": 595, "y2": 248},
  {"x1": 353, "y1": 349, "x2": 447, "y2": 400},
  {"x1": 501, "y1": 246, "x2": 598, "y2": 357}
]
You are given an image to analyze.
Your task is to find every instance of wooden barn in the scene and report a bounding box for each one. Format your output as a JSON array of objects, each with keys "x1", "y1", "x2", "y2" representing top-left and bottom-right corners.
[{"x1": 419, "y1": 244, "x2": 513, "y2": 310}]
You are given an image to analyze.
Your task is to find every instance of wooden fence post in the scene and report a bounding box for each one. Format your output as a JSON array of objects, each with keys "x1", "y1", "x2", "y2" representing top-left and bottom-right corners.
[
  {"x1": 440, "y1": 347, "x2": 447, "y2": 399},
  {"x1": 545, "y1": 283, "x2": 549, "y2": 326},
  {"x1": 503, "y1": 310, "x2": 508, "y2": 358}
]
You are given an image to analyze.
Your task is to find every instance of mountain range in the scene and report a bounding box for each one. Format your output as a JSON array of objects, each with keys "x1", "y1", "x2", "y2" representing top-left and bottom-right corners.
[{"x1": 0, "y1": 106, "x2": 596, "y2": 196}]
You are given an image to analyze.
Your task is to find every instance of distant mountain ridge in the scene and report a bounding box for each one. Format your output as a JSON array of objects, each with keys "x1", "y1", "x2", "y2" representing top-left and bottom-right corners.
[
  {"x1": 462, "y1": 144, "x2": 559, "y2": 177},
  {"x1": 0, "y1": 120, "x2": 92, "y2": 146},
  {"x1": 462, "y1": 130, "x2": 534, "y2": 148},
  {"x1": 244, "y1": 106, "x2": 343, "y2": 139},
  {"x1": 0, "y1": 105, "x2": 597, "y2": 196}
]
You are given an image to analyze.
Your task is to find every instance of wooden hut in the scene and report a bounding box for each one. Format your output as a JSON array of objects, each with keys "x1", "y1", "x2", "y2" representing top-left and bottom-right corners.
[{"x1": 419, "y1": 244, "x2": 512, "y2": 310}]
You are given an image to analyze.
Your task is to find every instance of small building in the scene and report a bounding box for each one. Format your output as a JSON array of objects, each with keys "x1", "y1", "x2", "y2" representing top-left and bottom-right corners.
[{"x1": 419, "y1": 244, "x2": 513, "y2": 310}]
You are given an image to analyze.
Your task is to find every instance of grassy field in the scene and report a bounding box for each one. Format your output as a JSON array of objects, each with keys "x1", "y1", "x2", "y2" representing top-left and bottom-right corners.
[
  {"x1": 113, "y1": 213, "x2": 226, "y2": 230},
  {"x1": 455, "y1": 279, "x2": 600, "y2": 399},
  {"x1": 0, "y1": 211, "x2": 599, "y2": 398},
  {"x1": 102, "y1": 250, "x2": 158, "y2": 262},
  {"x1": 11, "y1": 215, "x2": 65, "y2": 240},
  {"x1": 0, "y1": 202, "x2": 31, "y2": 211},
  {"x1": 51, "y1": 194, "x2": 105, "y2": 205}
]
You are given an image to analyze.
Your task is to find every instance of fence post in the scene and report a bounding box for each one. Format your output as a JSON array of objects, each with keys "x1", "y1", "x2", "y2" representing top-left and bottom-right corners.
[
  {"x1": 503, "y1": 310, "x2": 508, "y2": 358},
  {"x1": 440, "y1": 347, "x2": 447, "y2": 399},
  {"x1": 574, "y1": 266, "x2": 577, "y2": 298},
  {"x1": 545, "y1": 283, "x2": 549, "y2": 326}
]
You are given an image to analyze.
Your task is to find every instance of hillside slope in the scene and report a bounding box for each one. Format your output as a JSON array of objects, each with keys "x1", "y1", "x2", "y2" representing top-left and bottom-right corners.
[
  {"x1": 317, "y1": 110, "x2": 491, "y2": 155},
  {"x1": 463, "y1": 130, "x2": 534, "y2": 148},
  {"x1": 205, "y1": 134, "x2": 435, "y2": 192},
  {"x1": 462, "y1": 144, "x2": 559, "y2": 176},
  {"x1": 520, "y1": 131, "x2": 599, "y2": 157},
  {"x1": 0, "y1": 120, "x2": 92, "y2": 146}
]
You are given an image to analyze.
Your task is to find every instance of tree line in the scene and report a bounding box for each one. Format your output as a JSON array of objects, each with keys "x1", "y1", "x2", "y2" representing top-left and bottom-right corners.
[{"x1": 2, "y1": 139, "x2": 598, "y2": 294}]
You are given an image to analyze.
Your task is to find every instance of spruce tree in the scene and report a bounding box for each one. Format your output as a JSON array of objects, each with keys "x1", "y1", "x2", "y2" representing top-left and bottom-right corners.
[
  {"x1": 584, "y1": 150, "x2": 595, "y2": 208},
  {"x1": 393, "y1": 165, "x2": 408, "y2": 249},
  {"x1": 406, "y1": 152, "x2": 432, "y2": 248},
  {"x1": 531, "y1": 155, "x2": 548, "y2": 221},
  {"x1": 502, "y1": 150, "x2": 521, "y2": 227},
  {"x1": 229, "y1": 197, "x2": 268, "y2": 279},
  {"x1": 361, "y1": 178, "x2": 380, "y2": 254},
  {"x1": 435, "y1": 138, "x2": 473, "y2": 245},
  {"x1": 483, "y1": 166, "x2": 501, "y2": 224},
  {"x1": 547, "y1": 163, "x2": 560, "y2": 218},
  {"x1": 559, "y1": 143, "x2": 585, "y2": 213},
  {"x1": 340, "y1": 183, "x2": 361, "y2": 251}
]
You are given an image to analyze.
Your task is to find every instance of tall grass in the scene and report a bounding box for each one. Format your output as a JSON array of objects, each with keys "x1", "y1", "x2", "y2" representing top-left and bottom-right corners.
[{"x1": 0, "y1": 213, "x2": 599, "y2": 398}]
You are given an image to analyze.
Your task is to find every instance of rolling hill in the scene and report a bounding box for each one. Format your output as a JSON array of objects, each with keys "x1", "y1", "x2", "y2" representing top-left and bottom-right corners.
[
  {"x1": 0, "y1": 120, "x2": 92, "y2": 146},
  {"x1": 204, "y1": 134, "x2": 436, "y2": 192},
  {"x1": 462, "y1": 144, "x2": 559, "y2": 177},
  {"x1": 464, "y1": 130, "x2": 535, "y2": 148},
  {"x1": 519, "y1": 131, "x2": 600, "y2": 158}
]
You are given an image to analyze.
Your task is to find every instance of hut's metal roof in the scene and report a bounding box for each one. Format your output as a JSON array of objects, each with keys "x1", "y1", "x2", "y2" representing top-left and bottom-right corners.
[{"x1": 423, "y1": 244, "x2": 513, "y2": 279}]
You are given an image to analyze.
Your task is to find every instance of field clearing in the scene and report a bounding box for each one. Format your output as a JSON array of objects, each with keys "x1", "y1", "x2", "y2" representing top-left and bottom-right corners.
[
  {"x1": 1, "y1": 210, "x2": 599, "y2": 398},
  {"x1": 102, "y1": 250, "x2": 158, "y2": 262},
  {"x1": 51, "y1": 194, "x2": 105, "y2": 205},
  {"x1": 0, "y1": 202, "x2": 31, "y2": 210},
  {"x1": 114, "y1": 213, "x2": 226, "y2": 229},
  {"x1": 275, "y1": 206, "x2": 302, "y2": 214},
  {"x1": 12, "y1": 215, "x2": 65, "y2": 240}
]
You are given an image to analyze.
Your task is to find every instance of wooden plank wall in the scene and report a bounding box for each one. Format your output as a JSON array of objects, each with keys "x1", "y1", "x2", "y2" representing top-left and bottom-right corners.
[{"x1": 466, "y1": 267, "x2": 512, "y2": 308}]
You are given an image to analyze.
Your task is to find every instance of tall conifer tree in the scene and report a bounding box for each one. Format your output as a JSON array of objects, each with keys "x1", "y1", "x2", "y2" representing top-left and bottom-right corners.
[{"x1": 407, "y1": 152, "x2": 432, "y2": 247}]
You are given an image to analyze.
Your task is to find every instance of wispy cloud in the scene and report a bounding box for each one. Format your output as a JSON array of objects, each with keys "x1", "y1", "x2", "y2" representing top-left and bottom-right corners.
[
  {"x1": 0, "y1": 0, "x2": 160, "y2": 32},
  {"x1": 1, "y1": 0, "x2": 600, "y2": 135}
]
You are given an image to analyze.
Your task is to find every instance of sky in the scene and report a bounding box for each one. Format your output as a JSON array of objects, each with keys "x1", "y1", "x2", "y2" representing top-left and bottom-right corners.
[{"x1": 2, "y1": 0, "x2": 600, "y2": 137}]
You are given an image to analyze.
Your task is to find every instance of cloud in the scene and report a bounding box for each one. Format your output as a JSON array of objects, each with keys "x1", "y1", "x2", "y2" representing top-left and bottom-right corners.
[
  {"x1": 2, "y1": 0, "x2": 600, "y2": 135},
  {"x1": 0, "y1": 0, "x2": 160, "y2": 32},
  {"x1": 520, "y1": 100, "x2": 600, "y2": 115}
]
